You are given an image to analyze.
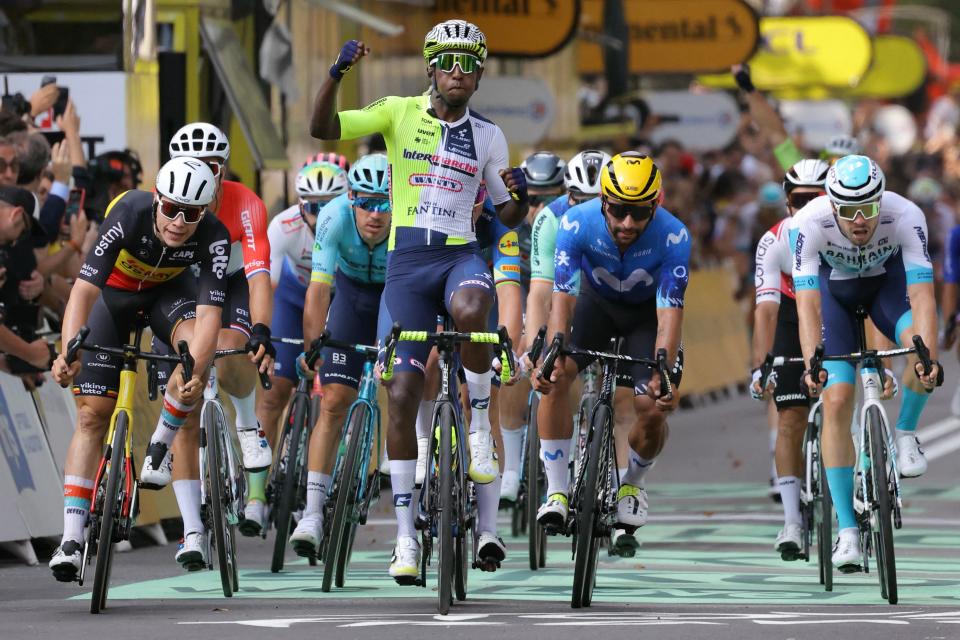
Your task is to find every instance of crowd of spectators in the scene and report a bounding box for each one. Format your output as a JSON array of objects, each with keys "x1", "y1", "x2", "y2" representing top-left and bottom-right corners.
[{"x1": 0, "y1": 81, "x2": 141, "y2": 389}]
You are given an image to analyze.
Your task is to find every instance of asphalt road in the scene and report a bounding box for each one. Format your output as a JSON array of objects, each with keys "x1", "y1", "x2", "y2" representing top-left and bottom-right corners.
[{"x1": 2, "y1": 361, "x2": 958, "y2": 639}]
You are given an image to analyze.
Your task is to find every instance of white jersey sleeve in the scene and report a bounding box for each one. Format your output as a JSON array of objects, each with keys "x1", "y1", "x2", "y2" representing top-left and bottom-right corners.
[
  {"x1": 481, "y1": 126, "x2": 511, "y2": 206},
  {"x1": 790, "y1": 199, "x2": 828, "y2": 292},
  {"x1": 889, "y1": 193, "x2": 935, "y2": 285},
  {"x1": 267, "y1": 213, "x2": 288, "y2": 285},
  {"x1": 755, "y1": 228, "x2": 782, "y2": 305}
]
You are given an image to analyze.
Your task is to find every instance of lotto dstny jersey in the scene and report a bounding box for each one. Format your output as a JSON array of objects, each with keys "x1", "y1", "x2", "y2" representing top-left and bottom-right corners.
[
  {"x1": 268, "y1": 205, "x2": 313, "y2": 290},
  {"x1": 553, "y1": 199, "x2": 691, "y2": 307},
  {"x1": 80, "y1": 189, "x2": 230, "y2": 307},
  {"x1": 754, "y1": 218, "x2": 795, "y2": 305},
  {"x1": 338, "y1": 94, "x2": 511, "y2": 250},
  {"x1": 790, "y1": 191, "x2": 934, "y2": 292},
  {"x1": 531, "y1": 194, "x2": 575, "y2": 283},
  {"x1": 310, "y1": 194, "x2": 389, "y2": 286}
]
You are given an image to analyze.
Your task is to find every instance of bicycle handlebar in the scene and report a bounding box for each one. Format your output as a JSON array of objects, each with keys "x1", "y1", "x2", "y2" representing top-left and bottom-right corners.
[
  {"x1": 210, "y1": 347, "x2": 271, "y2": 390},
  {"x1": 380, "y1": 322, "x2": 515, "y2": 384},
  {"x1": 310, "y1": 330, "x2": 379, "y2": 360},
  {"x1": 529, "y1": 325, "x2": 547, "y2": 364},
  {"x1": 61, "y1": 326, "x2": 193, "y2": 389},
  {"x1": 537, "y1": 332, "x2": 674, "y2": 401},
  {"x1": 801, "y1": 335, "x2": 942, "y2": 395}
]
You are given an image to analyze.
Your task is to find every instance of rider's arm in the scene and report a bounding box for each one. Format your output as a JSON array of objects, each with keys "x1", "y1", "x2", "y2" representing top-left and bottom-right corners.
[
  {"x1": 266, "y1": 216, "x2": 286, "y2": 287},
  {"x1": 525, "y1": 208, "x2": 558, "y2": 352},
  {"x1": 486, "y1": 128, "x2": 527, "y2": 228},
  {"x1": 791, "y1": 216, "x2": 824, "y2": 366},
  {"x1": 316, "y1": 92, "x2": 398, "y2": 142},
  {"x1": 194, "y1": 220, "x2": 232, "y2": 372},
  {"x1": 656, "y1": 218, "x2": 692, "y2": 365},
  {"x1": 899, "y1": 202, "x2": 938, "y2": 359},
  {"x1": 191, "y1": 304, "x2": 221, "y2": 375},
  {"x1": 497, "y1": 283, "x2": 523, "y2": 353},
  {"x1": 59, "y1": 278, "x2": 100, "y2": 351},
  {"x1": 735, "y1": 65, "x2": 803, "y2": 171},
  {"x1": 310, "y1": 75, "x2": 344, "y2": 139},
  {"x1": 490, "y1": 219, "x2": 523, "y2": 349},
  {"x1": 247, "y1": 272, "x2": 272, "y2": 328},
  {"x1": 752, "y1": 229, "x2": 782, "y2": 368},
  {"x1": 908, "y1": 282, "x2": 939, "y2": 360},
  {"x1": 545, "y1": 291, "x2": 577, "y2": 349},
  {"x1": 303, "y1": 282, "x2": 332, "y2": 348}
]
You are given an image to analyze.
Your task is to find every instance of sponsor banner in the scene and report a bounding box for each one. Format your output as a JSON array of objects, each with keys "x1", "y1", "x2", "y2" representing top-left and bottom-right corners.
[
  {"x1": 847, "y1": 36, "x2": 926, "y2": 99},
  {"x1": 578, "y1": 0, "x2": 759, "y2": 74},
  {"x1": 358, "y1": 0, "x2": 579, "y2": 58},
  {"x1": 468, "y1": 76, "x2": 555, "y2": 145},
  {"x1": 779, "y1": 100, "x2": 853, "y2": 152},
  {"x1": 0, "y1": 372, "x2": 63, "y2": 538},
  {"x1": 642, "y1": 91, "x2": 740, "y2": 152},
  {"x1": 697, "y1": 17, "x2": 872, "y2": 90},
  {"x1": 4, "y1": 72, "x2": 126, "y2": 157}
]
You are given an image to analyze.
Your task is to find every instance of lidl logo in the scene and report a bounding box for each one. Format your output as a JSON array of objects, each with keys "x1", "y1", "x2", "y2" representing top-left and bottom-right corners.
[{"x1": 498, "y1": 231, "x2": 520, "y2": 257}]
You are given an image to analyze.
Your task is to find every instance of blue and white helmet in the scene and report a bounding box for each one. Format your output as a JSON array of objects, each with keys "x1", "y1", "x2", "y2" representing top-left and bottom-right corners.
[
  {"x1": 348, "y1": 153, "x2": 389, "y2": 195},
  {"x1": 826, "y1": 155, "x2": 885, "y2": 205}
]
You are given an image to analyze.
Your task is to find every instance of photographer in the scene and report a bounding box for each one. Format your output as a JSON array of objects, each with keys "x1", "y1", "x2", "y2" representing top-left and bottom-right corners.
[{"x1": 0, "y1": 186, "x2": 54, "y2": 380}]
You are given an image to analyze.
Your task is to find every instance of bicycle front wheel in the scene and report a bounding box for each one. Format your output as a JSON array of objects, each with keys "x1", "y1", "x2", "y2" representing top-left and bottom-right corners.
[
  {"x1": 526, "y1": 393, "x2": 546, "y2": 570},
  {"x1": 867, "y1": 405, "x2": 897, "y2": 604},
  {"x1": 437, "y1": 403, "x2": 456, "y2": 614},
  {"x1": 572, "y1": 404, "x2": 609, "y2": 609},
  {"x1": 90, "y1": 411, "x2": 128, "y2": 614},
  {"x1": 204, "y1": 402, "x2": 234, "y2": 597},
  {"x1": 324, "y1": 403, "x2": 369, "y2": 592},
  {"x1": 272, "y1": 393, "x2": 309, "y2": 573}
]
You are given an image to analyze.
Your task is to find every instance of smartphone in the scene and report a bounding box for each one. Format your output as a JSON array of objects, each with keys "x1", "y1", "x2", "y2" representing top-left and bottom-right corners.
[
  {"x1": 53, "y1": 86, "x2": 69, "y2": 118},
  {"x1": 40, "y1": 130, "x2": 65, "y2": 146},
  {"x1": 65, "y1": 188, "x2": 85, "y2": 220}
]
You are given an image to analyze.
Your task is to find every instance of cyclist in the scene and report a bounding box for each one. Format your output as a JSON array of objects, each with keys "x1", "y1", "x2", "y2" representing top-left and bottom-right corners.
[
  {"x1": 157, "y1": 123, "x2": 276, "y2": 568},
  {"x1": 239, "y1": 160, "x2": 349, "y2": 536},
  {"x1": 302, "y1": 151, "x2": 350, "y2": 171},
  {"x1": 310, "y1": 20, "x2": 529, "y2": 582},
  {"x1": 287, "y1": 154, "x2": 391, "y2": 556},
  {"x1": 821, "y1": 134, "x2": 861, "y2": 164},
  {"x1": 497, "y1": 151, "x2": 565, "y2": 503},
  {"x1": 793, "y1": 155, "x2": 941, "y2": 572},
  {"x1": 533, "y1": 152, "x2": 688, "y2": 558},
  {"x1": 750, "y1": 159, "x2": 830, "y2": 560},
  {"x1": 48, "y1": 158, "x2": 229, "y2": 580}
]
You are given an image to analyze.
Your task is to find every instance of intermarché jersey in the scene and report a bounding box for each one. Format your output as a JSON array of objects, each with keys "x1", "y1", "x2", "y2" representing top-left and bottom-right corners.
[
  {"x1": 754, "y1": 218, "x2": 795, "y2": 305},
  {"x1": 310, "y1": 193, "x2": 388, "y2": 286},
  {"x1": 268, "y1": 204, "x2": 313, "y2": 290},
  {"x1": 553, "y1": 198, "x2": 691, "y2": 307},
  {"x1": 79, "y1": 189, "x2": 230, "y2": 306},
  {"x1": 790, "y1": 191, "x2": 934, "y2": 292},
  {"x1": 531, "y1": 194, "x2": 575, "y2": 283},
  {"x1": 338, "y1": 94, "x2": 511, "y2": 250}
]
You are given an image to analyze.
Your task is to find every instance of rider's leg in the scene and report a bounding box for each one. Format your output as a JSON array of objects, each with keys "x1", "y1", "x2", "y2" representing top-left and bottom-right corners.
[
  {"x1": 623, "y1": 393, "x2": 668, "y2": 488},
  {"x1": 414, "y1": 348, "x2": 440, "y2": 485},
  {"x1": 171, "y1": 410, "x2": 203, "y2": 537},
  {"x1": 499, "y1": 376, "x2": 528, "y2": 500},
  {"x1": 537, "y1": 358, "x2": 578, "y2": 498},
  {"x1": 60, "y1": 395, "x2": 116, "y2": 545},
  {"x1": 305, "y1": 382, "x2": 357, "y2": 518},
  {"x1": 821, "y1": 376, "x2": 857, "y2": 531},
  {"x1": 894, "y1": 315, "x2": 932, "y2": 477},
  {"x1": 475, "y1": 383, "x2": 506, "y2": 566}
]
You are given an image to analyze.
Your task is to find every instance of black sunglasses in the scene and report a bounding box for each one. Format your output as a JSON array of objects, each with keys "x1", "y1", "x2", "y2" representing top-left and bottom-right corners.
[
  {"x1": 603, "y1": 197, "x2": 657, "y2": 222},
  {"x1": 787, "y1": 191, "x2": 823, "y2": 210}
]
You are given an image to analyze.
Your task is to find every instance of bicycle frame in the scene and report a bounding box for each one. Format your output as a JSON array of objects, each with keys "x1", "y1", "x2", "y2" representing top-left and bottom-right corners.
[
  {"x1": 853, "y1": 358, "x2": 903, "y2": 524},
  {"x1": 198, "y1": 364, "x2": 245, "y2": 532}
]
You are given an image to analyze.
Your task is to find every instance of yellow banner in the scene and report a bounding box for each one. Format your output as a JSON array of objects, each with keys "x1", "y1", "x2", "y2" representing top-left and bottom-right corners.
[
  {"x1": 697, "y1": 16, "x2": 872, "y2": 90},
  {"x1": 578, "y1": 0, "x2": 758, "y2": 74},
  {"x1": 846, "y1": 35, "x2": 926, "y2": 98},
  {"x1": 359, "y1": 0, "x2": 580, "y2": 58}
]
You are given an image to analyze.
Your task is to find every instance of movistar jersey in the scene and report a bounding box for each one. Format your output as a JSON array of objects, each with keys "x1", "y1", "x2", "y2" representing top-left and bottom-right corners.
[
  {"x1": 310, "y1": 194, "x2": 388, "y2": 285},
  {"x1": 338, "y1": 94, "x2": 511, "y2": 250},
  {"x1": 790, "y1": 191, "x2": 934, "y2": 291},
  {"x1": 531, "y1": 194, "x2": 575, "y2": 283},
  {"x1": 553, "y1": 199, "x2": 691, "y2": 307}
]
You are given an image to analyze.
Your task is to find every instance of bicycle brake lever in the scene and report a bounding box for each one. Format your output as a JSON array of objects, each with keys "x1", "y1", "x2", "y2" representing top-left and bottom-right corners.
[
  {"x1": 656, "y1": 348, "x2": 674, "y2": 400},
  {"x1": 177, "y1": 340, "x2": 194, "y2": 383},
  {"x1": 64, "y1": 326, "x2": 90, "y2": 364},
  {"x1": 537, "y1": 333, "x2": 564, "y2": 381}
]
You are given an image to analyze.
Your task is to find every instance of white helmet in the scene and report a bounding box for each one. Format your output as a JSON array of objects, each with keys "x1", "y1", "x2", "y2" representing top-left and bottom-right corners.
[
  {"x1": 564, "y1": 150, "x2": 611, "y2": 197},
  {"x1": 169, "y1": 122, "x2": 231, "y2": 161},
  {"x1": 423, "y1": 19, "x2": 488, "y2": 63},
  {"x1": 826, "y1": 155, "x2": 885, "y2": 205},
  {"x1": 783, "y1": 159, "x2": 830, "y2": 193},
  {"x1": 822, "y1": 134, "x2": 861, "y2": 159},
  {"x1": 155, "y1": 157, "x2": 217, "y2": 207},
  {"x1": 296, "y1": 162, "x2": 348, "y2": 199}
]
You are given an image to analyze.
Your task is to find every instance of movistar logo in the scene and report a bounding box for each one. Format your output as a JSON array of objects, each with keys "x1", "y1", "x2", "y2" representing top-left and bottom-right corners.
[
  {"x1": 471, "y1": 397, "x2": 490, "y2": 410},
  {"x1": 544, "y1": 449, "x2": 564, "y2": 461},
  {"x1": 666, "y1": 228, "x2": 689, "y2": 246},
  {"x1": 559, "y1": 215, "x2": 580, "y2": 233}
]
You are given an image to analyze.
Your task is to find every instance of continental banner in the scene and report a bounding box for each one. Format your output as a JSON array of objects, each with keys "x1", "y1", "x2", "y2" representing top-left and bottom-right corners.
[
  {"x1": 359, "y1": 0, "x2": 580, "y2": 58},
  {"x1": 578, "y1": 0, "x2": 758, "y2": 74},
  {"x1": 697, "y1": 16, "x2": 872, "y2": 90}
]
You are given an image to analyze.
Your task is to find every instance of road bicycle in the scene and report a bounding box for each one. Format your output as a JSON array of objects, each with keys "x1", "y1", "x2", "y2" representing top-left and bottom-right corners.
[
  {"x1": 519, "y1": 327, "x2": 547, "y2": 571},
  {"x1": 61, "y1": 318, "x2": 191, "y2": 614},
  {"x1": 539, "y1": 332, "x2": 672, "y2": 609},
  {"x1": 803, "y1": 307, "x2": 939, "y2": 605},
  {"x1": 194, "y1": 348, "x2": 270, "y2": 596},
  {"x1": 382, "y1": 322, "x2": 515, "y2": 615},
  {"x1": 315, "y1": 332, "x2": 383, "y2": 592},
  {"x1": 267, "y1": 339, "x2": 321, "y2": 573}
]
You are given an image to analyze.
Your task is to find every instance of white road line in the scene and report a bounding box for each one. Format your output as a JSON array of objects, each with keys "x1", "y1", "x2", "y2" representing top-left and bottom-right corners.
[
  {"x1": 918, "y1": 416, "x2": 960, "y2": 442},
  {"x1": 362, "y1": 514, "x2": 960, "y2": 526},
  {"x1": 922, "y1": 431, "x2": 960, "y2": 461}
]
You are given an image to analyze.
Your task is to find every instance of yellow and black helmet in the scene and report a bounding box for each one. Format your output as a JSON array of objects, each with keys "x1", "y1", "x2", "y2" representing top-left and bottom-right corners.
[{"x1": 600, "y1": 152, "x2": 662, "y2": 203}]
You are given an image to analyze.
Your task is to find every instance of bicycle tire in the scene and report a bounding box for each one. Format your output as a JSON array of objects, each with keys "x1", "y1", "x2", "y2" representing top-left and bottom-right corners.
[
  {"x1": 324, "y1": 403, "x2": 369, "y2": 591},
  {"x1": 868, "y1": 405, "x2": 897, "y2": 604},
  {"x1": 526, "y1": 393, "x2": 544, "y2": 571},
  {"x1": 819, "y1": 447, "x2": 833, "y2": 591},
  {"x1": 90, "y1": 412, "x2": 127, "y2": 614},
  {"x1": 572, "y1": 404, "x2": 609, "y2": 609},
  {"x1": 271, "y1": 393, "x2": 309, "y2": 573},
  {"x1": 455, "y1": 527, "x2": 469, "y2": 602},
  {"x1": 438, "y1": 403, "x2": 456, "y2": 614},
  {"x1": 223, "y1": 429, "x2": 242, "y2": 593},
  {"x1": 205, "y1": 402, "x2": 234, "y2": 597}
]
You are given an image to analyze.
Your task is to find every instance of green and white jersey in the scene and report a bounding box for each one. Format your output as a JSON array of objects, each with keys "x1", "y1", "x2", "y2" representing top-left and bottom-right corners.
[{"x1": 338, "y1": 94, "x2": 511, "y2": 250}]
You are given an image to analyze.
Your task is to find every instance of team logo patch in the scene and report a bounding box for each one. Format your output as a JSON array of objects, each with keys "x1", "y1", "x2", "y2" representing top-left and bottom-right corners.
[{"x1": 409, "y1": 174, "x2": 463, "y2": 192}]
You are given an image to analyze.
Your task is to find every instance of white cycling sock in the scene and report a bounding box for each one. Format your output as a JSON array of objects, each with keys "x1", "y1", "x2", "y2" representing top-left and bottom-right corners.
[
  {"x1": 150, "y1": 390, "x2": 194, "y2": 447},
  {"x1": 463, "y1": 369, "x2": 491, "y2": 434},
  {"x1": 475, "y1": 474, "x2": 502, "y2": 534},
  {"x1": 173, "y1": 479, "x2": 204, "y2": 536},
  {"x1": 390, "y1": 459, "x2": 417, "y2": 539},
  {"x1": 305, "y1": 471, "x2": 331, "y2": 516},
  {"x1": 415, "y1": 400, "x2": 434, "y2": 440},
  {"x1": 501, "y1": 427, "x2": 523, "y2": 474},
  {"x1": 622, "y1": 449, "x2": 655, "y2": 488},
  {"x1": 541, "y1": 438, "x2": 571, "y2": 497},
  {"x1": 228, "y1": 391, "x2": 258, "y2": 432},
  {"x1": 62, "y1": 475, "x2": 94, "y2": 544},
  {"x1": 778, "y1": 476, "x2": 802, "y2": 526},
  {"x1": 618, "y1": 467, "x2": 627, "y2": 482}
]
